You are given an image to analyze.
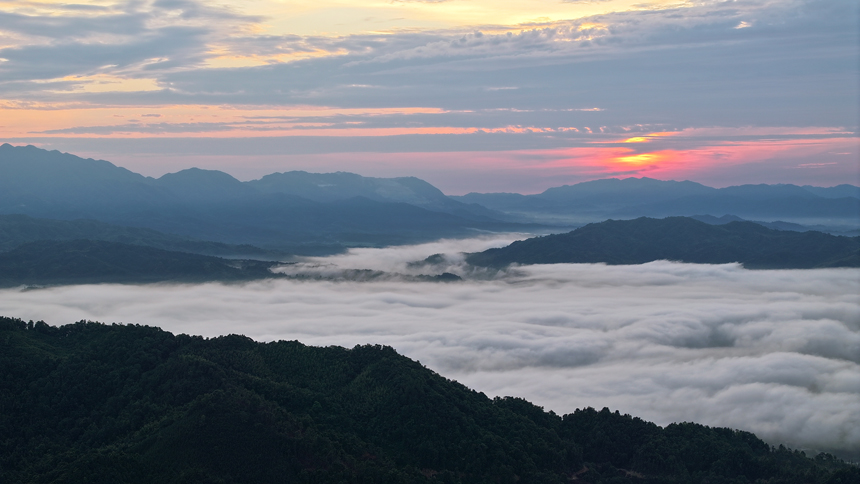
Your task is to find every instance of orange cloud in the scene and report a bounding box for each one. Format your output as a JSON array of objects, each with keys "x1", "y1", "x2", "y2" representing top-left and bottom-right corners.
[{"x1": 0, "y1": 102, "x2": 452, "y2": 139}]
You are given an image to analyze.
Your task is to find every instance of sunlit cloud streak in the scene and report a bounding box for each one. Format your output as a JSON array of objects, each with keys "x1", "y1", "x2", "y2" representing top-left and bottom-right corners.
[{"x1": 1, "y1": 237, "x2": 857, "y2": 459}]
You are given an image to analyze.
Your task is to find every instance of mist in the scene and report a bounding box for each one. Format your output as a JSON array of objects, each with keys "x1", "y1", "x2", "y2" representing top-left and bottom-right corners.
[{"x1": 1, "y1": 236, "x2": 858, "y2": 459}]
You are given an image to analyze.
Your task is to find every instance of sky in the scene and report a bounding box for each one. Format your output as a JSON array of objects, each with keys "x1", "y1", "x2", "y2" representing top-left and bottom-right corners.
[
  {"x1": 1, "y1": 0, "x2": 858, "y2": 193},
  {"x1": 1, "y1": 237, "x2": 858, "y2": 459}
]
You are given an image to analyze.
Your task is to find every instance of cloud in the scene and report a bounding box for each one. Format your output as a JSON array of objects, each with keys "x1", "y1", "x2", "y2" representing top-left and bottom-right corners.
[
  {"x1": 3, "y1": 0, "x2": 856, "y2": 130},
  {"x1": 1, "y1": 236, "x2": 858, "y2": 459},
  {"x1": 99, "y1": 0, "x2": 848, "y2": 133},
  {"x1": 0, "y1": 0, "x2": 258, "y2": 83},
  {"x1": 2, "y1": 0, "x2": 856, "y2": 190}
]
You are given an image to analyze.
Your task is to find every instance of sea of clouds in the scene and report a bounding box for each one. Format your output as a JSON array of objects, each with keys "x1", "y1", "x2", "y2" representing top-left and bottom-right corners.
[{"x1": 1, "y1": 235, "x2": 858, "y2": 459}]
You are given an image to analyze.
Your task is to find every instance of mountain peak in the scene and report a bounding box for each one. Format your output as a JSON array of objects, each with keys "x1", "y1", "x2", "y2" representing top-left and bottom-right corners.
[
  {"x1": 157, "y1": 167, "x2": 242, "y2": 184},
  {"x1": 153, "y1": 168, "x2": 251, "y2": 201}
]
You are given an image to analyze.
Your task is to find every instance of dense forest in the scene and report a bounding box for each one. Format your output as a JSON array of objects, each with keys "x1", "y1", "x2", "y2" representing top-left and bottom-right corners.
[
  {"x1": 1, "y1": 316, "x2": 857, "y2": 483},
  {"x1": 466, "y1": 217, "x2": 860, "y2": 269}
]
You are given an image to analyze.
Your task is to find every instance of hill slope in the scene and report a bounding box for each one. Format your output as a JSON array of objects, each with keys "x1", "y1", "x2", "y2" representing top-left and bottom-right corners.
[
  {"x1": 466, "y1": 217, "x2": 860, "y2": 269},
  {"x1": 0, "y1": 240, "x2": 279, "y2": 286},
  {"x1": 0, "y1": 214, "x2": 281, "y2": 258},
  {"x1": 1, "y1": 317, "x2": 855, "y2": 484}
]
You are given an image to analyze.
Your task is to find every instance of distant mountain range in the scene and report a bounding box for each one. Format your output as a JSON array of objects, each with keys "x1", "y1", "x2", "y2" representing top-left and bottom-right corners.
[
  {"x1": 0, "y1": 144, "x2": 525, "y2": 253},
  {"x1": 466, "y1": 217, "x2": 860, "y2": 269},
  {"x1": 1, "y1": 143, "x2": 858, "y2": 256},
  {"x1": 453, "y1": 177, "x2": 860, "y2": 226}
]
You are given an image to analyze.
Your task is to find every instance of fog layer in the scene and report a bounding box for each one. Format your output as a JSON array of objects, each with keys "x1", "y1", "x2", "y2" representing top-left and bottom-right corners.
[{"x1": 2, "y1": 237, "x2": 858, "y2": 459}]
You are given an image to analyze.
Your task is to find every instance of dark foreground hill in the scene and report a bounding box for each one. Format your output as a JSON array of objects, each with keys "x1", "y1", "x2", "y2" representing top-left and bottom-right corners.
[
  {"x1": 466, "y1": 217, "x2": 860, "y2": 269},
  {"x1": 1, "y1": 317, "x2": 857, "y2": 484},
  {"x1": 0, "y1": 240, "x2": 279, "y2": 287}
]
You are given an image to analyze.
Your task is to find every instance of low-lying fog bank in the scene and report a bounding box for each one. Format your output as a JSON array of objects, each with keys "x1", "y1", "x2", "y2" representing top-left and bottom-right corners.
[{"x1": 1, "y1": 236, "x2": 858, "y2": 460}]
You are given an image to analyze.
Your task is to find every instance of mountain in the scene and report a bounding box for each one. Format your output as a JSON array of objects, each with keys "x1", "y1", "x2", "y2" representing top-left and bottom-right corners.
[
  {"x1": 0, "y1": 143, "x2": 172, "y2": 218},
  {"x1": 802, "y1": 184, "x2": 860, "y2": 199},
  {"x1": 538, "y1": 177, "x2": 716, "y2": 207},
  {"x1": 466, "y1": 217, "x2": 860, "y2": 269},
  {"x1": 0, "y1": 144, "x2": 529, "y2": 253},
  {"x1": 690, "y1": 214, "x2": 860, "y2": 237},
  {"x1": 5, "y1": 144, "x2": 856, "y2": 250},
  {"x1": 454, "y1": 177, "x2": 717, "y2": 214},
  {"x1": 452, "y1": 177, "x2": 860, "y2": 225},
  {"x1": 1, "y1": 317, "x2": 856, "y2": 483},
  {"x1": 0, "y1": 214, "x2": 282, "y2": 258},
  {"x1": 248, "y1": 171, "x2": 503, "y2": 221},
  {"x1": 625, "y1": 192, "x2": 860, "y2": 220},
  {"x1": 0, "y1": 240, "x2": 280, "y2": 286},
  {"x1": 110, "y1": 194, "x2": 510, "y2": 250},
  {"x1": 151, "y1": 167, "x2": 258, "y2": 203}
]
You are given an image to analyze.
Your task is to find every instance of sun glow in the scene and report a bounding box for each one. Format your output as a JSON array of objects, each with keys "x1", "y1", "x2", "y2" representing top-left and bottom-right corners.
[{"x1": 613, "y1": 152, "x2": 667, "y2": 166}]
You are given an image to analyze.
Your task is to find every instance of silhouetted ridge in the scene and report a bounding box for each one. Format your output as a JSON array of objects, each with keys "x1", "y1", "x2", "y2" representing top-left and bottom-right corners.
[
  {"x1": 0, "y1": 213, "x2": 280, "y2": 258},
  {"x1": 452, "y1": 176, "x2": 860, "y2": 224},
  {"x1": 152, "y1": 167, "x2": 256, "y2": 202},
  {"x1": 466, "y1": 217, "x2": 860, "y2": 269},
  {"x1": 0, "y1": 240, "x2": 279, "y2": 286},
  {"x1": 1, "y1": 316, "x2": 855, "y2": 483},
  {"x1": 0, "y1": 144, "x2": 524, "y2": 251}
]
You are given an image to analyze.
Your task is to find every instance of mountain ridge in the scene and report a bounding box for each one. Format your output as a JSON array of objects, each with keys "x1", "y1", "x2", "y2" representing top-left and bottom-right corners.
[
  {"x1": 0, "y1": 239, "x2": 281, "y2": 287},
  {"x1": 0, "y1": 213, "x2": 283, "y2": 258},
  {"x1": 453, "y1": 176, "x2": 860, "y2": 225},
  {"x1": 3, "y1": 144, "x2": 857, "y2": 250},
  {"x1": 466, "y1": 217, "x2": 860, "y2": 269},
  {"x1": 0, "y1": 144, "x2": 535, "y2": 252}
]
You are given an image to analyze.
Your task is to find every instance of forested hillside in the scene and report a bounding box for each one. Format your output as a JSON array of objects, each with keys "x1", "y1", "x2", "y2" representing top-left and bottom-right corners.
[
  {"x1": 467, "y1": 217, "x2": 860, "y2": 269},
  {"x1": 1, "y1": 317, "x2": 856, "y2": 483}
]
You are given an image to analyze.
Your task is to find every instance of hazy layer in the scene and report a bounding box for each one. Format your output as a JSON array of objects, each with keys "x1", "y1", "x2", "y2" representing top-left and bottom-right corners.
[{"x1": 1, "y1": 237, "x2": 858, "y2": 459}]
